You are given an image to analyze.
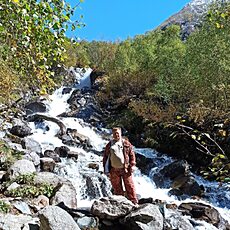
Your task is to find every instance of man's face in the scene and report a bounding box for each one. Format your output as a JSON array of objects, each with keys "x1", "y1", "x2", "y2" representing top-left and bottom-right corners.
[{"x1": 112, "y1": 129, "x2": 121, "y2": 141}]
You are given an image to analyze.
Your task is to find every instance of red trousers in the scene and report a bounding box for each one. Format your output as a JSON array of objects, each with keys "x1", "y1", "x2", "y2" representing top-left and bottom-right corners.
[{"x1": 109, "y1": 167, "x2": 138, "y2": 204}]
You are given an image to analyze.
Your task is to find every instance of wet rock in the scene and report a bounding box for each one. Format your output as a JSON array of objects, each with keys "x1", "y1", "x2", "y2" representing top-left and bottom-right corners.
[
  {"x1": 67, "y1": 89, "x2": 82, "y2": 107},
  {"x1": 90, "y1": 69, "x2": 105, "y2": 86},
  {"x1": 54, "y1": 146, "x2": 70, "y2": 157},
  {"x1": 39, "y1": 206, "x2": 80, "y2": 230},
  {"x1": 61, "y1": 134, "x2": 80, "y2": 147},
  {"x1": 10, "y1": 124, "x2": 32, "y2": 138},
  {"x1": 25, "y1": 101, "x2": 46, "y2": 115},
  {"x1": 138, "y1": 197, "x2": 154, "y2": 204},
  {"x1": 76, "y1": 216, "x2": 99, "y2": 229},
  {"x1": 21, "y1": 137, "x2": 42, "y2": 155},
  {"x1": 84, "y1": 174, "x2": 112, "y2": 199},
  {"x1": 43, "y1": 150, "x2": 61, "y2": 163},
  {"x1": 91, "y1": 195, "x2": 134, "y2": 220},
  {"x1": 40, "y1": 158, "x2": 55, "y2": 172},
  {"x1": 121, "y1": 203, "x2": 164, "y2": 230},
  {"x1": 168, "y1": 188, "x2": 184, "y2": 197},
  {"x1": 62, "y1": 87, "x2": 72, "y2": 95},
  {"x1": 87, "y1": 163, "x2": 99, "y2": 170},
  {"x1": 171, "y1": 175, "x2": 203, "y2": 196},
  {"x1": 67, "y1": 151, "x2": 79, "y2": 160},
  {"x1": 178, "y1": 202, "x2": 228, "y2": 229},
  {"x1": 159, "y1": 160, "x2": 190, "y2": 179},
  {"x1": 164, "y1": 209, "x2": 194, "y2": 230},
  {"x1": 136, "y1": 153, "x2": 156, "y2": 175}
]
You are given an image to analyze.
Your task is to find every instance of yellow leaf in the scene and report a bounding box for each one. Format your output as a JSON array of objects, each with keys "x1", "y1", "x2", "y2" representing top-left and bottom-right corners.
[
  {"x1": 219, "y1": 130, "x2": 226, "y2": 137},
  {"x1": 191, "y1": 135, "x2": 196, "y2": 140},
  {"x1": 12, "y1": 0, "x2": 19, "y2": 3},
  {"x1": 216, "y1": 22, "x2": 221, "y2": 28}
]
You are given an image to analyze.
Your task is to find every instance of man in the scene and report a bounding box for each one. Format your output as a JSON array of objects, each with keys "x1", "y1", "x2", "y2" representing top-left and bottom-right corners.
[{"x1": 103, "y1": 127, "x2": 138, "y2": 204}]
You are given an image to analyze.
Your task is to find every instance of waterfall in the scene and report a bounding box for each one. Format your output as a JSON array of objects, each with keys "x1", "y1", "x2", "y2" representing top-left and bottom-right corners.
[{"x1": 28, "y1": 67, "x2": 230, "y2": 229}]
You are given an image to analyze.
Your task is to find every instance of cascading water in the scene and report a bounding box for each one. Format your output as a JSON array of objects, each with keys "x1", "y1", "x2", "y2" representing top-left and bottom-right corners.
[{"x1": 28, "y1": 68, "x2": 230, "y2": 229}]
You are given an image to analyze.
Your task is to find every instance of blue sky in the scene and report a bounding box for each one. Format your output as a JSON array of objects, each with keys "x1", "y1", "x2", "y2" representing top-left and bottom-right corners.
[{"x1": 67, "y1": 0, "x2": 191, "y2": 41}]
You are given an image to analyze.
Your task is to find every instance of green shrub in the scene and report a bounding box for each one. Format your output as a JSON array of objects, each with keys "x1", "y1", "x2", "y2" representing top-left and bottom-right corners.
[{"x1": 0, "y1": 200, "x2": 11, "y2": 213}]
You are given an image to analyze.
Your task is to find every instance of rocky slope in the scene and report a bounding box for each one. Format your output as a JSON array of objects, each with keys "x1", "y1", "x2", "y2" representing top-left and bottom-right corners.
[{"x1": 160, "y1": 0, "x2": 229, "y2": 39}]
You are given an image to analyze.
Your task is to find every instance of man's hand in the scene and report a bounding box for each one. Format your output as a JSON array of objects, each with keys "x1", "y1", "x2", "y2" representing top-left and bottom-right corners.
[{"x1": 130, "y1": 166, "x2": 136, "y2": 173}]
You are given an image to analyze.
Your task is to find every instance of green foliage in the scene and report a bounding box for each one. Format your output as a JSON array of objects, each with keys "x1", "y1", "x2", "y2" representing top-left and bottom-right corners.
[
  {"x1": 6, "y1": 183, "x2": 54, "y2": 198},
  {"x1": 0, "y1": 200, "x2": 11, "y2": 213},
  {"x1": 0, "y1": 0, "x2": 83, "y2": 94},
  {"x1": 152, "y1": 25, "x2": 186, "y2": 102},
  {"x1": 201, "y1": 153, "x2": 230, "y2": 181},
  {"x1": 74, "y1": 40, "x2": 118, "y2": 70},
  {"x1": 0, "y1": 140, "x2": 22, "y2": 170},
  {"x1": 207, "y1": 2, "x2": 230, "y2": 29},
  {"x1": 0, "y1": 58, "x2": 21, "y2": 103},
  {"x1": 2, "y1": 173, "x2": 55, "y2": 198}
]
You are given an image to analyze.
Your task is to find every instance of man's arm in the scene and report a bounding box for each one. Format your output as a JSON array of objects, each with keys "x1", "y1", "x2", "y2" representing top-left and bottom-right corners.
[
  {"x1": 103, "y1": 142, "x2": 111, "y2": 168},
  {"x1": 129, "y1": 144, "x2": 136, "y2": 168}
]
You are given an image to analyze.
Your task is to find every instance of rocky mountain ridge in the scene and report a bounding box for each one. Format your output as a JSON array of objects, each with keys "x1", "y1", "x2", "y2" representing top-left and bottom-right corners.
[{"x1": 160, "y1": 0, "x2": 229, "y2": 39}]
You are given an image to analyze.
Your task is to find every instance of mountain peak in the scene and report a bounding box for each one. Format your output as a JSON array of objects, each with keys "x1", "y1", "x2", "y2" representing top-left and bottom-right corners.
[{"x1": 159, "y1": 0, "x2": 229, "y2": 39}]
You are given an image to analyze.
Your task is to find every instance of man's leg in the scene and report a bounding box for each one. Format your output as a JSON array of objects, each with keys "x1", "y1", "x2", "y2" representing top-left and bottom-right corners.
[
  {"x1": 110, "y1": 168, "x2": 124, "y2": 195},
  {"x1": 123, "y1": 173, "x2": 138, "y2": 204}
]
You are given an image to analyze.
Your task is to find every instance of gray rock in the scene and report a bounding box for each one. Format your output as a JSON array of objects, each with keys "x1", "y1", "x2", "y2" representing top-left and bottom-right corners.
[
  {"x1": 39, "y1": 205, "x2": 80, "y2": 230},
  {"x1": 8, "y1": 159, "x2": 36, "y2": 180},
  {"x1": 25, "y1": 101, "x2": 47, "y2": 115},
  {"x1": 34, "y1": 172, "x2": 77, "y2": 209},
  {"x1": 164, "y1": 209, "x2": 194, "y2": 230},
  {"x1": 23, "y1": 151, "x2": 40, "y2": 166},
  {"x1": 50, "y1": 182, "x2": 77, "y2": 209},
  {"x1": 76, "y1": 216, "x2": 98, "y2": 229},
  {"x1": 91, "y1": 195, "x2": 134, "y2": 220},
  {"x1": 121, "y1": 203, "x2": 164, "y2": 230},
  {"x1": 12, "y1": 201, "x2": 31, "y2": 215},
  {"x1": 0, "y1": 213, "x2": 39, "y2": 230},
  {"x1": 22, "y1": 137, "x2": 42, "y2": 154}
]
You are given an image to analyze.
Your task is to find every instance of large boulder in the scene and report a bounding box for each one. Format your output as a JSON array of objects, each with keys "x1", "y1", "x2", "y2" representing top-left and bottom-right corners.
[
  {"x1": 91, "y1": 195, "x2": 135, "y2": 220},
  {"x1": 178, "y1": 202, "x2": 230, "y2": 229},
  {"x1": 8, "y1": 159, "x2": 36, "y2": 180},
  {"x1": 34, "y1": 172, "x2": 77, "y2": 209},
  {"x1": 10, "y1": 124, "x2": 32, "y2": 138},
  {"x1": 50, "y1": 182, "x2": 77, "y2": 209},
  {"x1": 159, "y1": 160, "x2": 189, "y2": 179},
  {"x1": 39, "y1": 206, "x2": 80, "y2": 230},
  {"x1": 171, "y1": 175, "x2": 203, "y2": 196},
  {"x1": 25, "y1": 101, "x2": 46, "y2": 115},
  {"x1": 121, "y1": 203, "x2": 164, "y2": 230},
  {"x1": 21, "y1": 137, "x2": 42, "y2": 155},
  {"x1": 0, "y1": 213, "x2": 39, "y2": 229},
  {"x1": 164, "y1": 209, "x2": 194, "y2": 230}
]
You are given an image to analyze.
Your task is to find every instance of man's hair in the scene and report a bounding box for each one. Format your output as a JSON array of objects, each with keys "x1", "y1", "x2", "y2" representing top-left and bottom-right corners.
[{"x1": 112, "y1": 127, "x2": 121, "y2": 132}]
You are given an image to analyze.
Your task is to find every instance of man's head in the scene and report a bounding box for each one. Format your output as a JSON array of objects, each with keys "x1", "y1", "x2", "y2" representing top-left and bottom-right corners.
[{"x1": 112, "y1": 127, "x2": 122, "y2": 141}]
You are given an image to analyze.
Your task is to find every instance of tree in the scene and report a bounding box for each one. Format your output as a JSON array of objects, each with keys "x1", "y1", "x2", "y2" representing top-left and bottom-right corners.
[{"x1": 0, "y1": 0, "x2": 84, "y2": 94}]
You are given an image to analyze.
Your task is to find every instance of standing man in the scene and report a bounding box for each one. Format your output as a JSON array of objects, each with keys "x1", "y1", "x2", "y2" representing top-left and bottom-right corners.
[{"x1": 103, "y1": 127, "x2": 138, "y2": 204}]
